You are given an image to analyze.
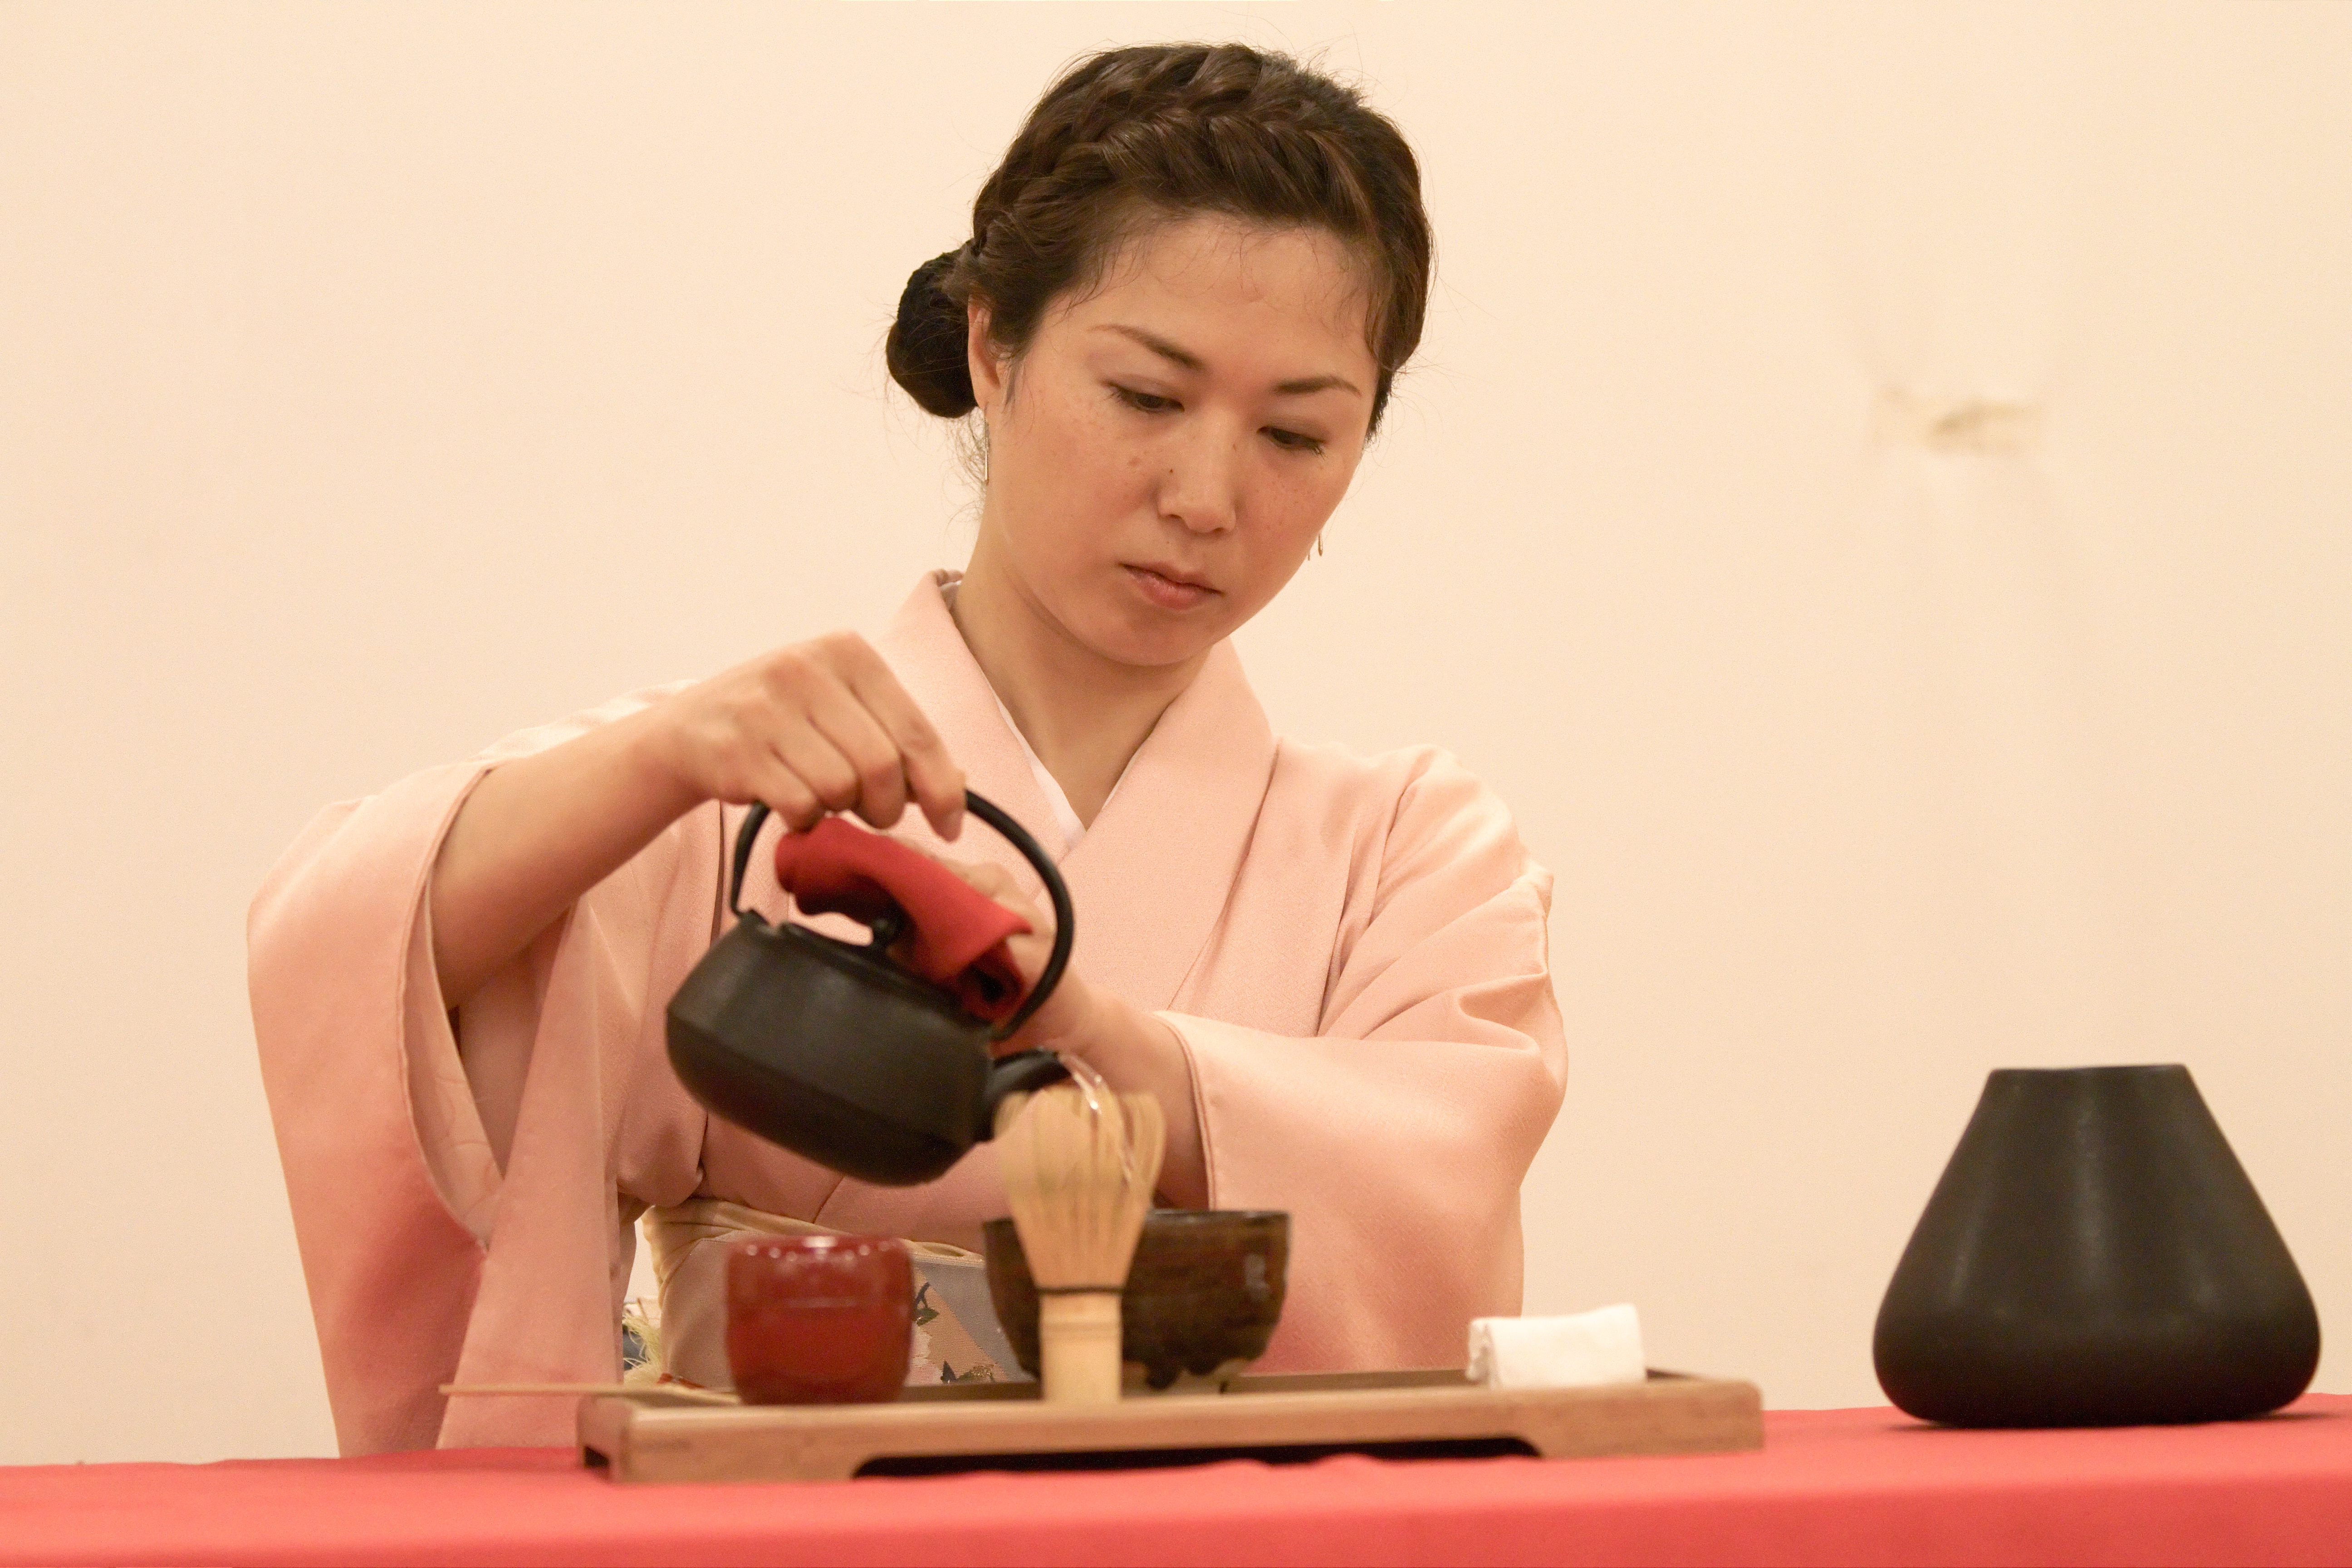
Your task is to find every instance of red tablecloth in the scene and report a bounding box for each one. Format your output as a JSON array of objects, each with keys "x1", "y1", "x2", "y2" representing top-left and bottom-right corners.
[{"x1": 6, "y1": 1396, "x2": 2350, "y2": 1567}]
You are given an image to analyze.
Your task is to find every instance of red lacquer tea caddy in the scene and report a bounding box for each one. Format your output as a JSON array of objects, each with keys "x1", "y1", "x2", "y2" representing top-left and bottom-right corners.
[{"x1": 725, "y1": 1235, "x2": 913, "y2": 1404}]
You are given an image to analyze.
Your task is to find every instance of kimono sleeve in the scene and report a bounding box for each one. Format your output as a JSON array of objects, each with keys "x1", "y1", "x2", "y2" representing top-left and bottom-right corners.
[
  {"x1": 1163, "y1": 750, "x2": 1568, "y2": 1373},
  {"x1": 246, "y1": 691, "x2": 713, "y2": 1455}
]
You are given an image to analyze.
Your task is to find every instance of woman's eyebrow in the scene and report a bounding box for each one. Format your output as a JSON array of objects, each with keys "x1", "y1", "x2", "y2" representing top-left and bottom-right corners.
[
  {"x1": 1099, "y1": 323, "x2": 1202, "y2": 371},
  {"x1": 1095, "y1": 323, "x2": 1363, "y2": 399},
  {"x1": 1270, "y1": 372, "x2": 1362, "y2": 398}
]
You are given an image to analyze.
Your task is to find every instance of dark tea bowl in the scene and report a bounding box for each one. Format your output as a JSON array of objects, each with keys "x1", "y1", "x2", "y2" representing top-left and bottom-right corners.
[
  {"x1": 726, "y1": 1234, "x2": 912, "y2": 1404},
  {"x1": 983, "y1": 1210, "x2": 1289, "y2": 1392}
]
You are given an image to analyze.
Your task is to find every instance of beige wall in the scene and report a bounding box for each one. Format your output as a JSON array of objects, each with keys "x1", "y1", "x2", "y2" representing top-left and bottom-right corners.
[{"x1": 4, "y1": 1, "x2": 2346, "y2": 1462}]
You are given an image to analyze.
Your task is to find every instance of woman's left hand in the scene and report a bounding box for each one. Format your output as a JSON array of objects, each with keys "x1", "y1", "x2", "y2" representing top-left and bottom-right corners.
[
  {"x1": 929, "y1": 852, "x2": 1208, "y2": 1208},
  {"x1": 922, "y1": 854, "x2": 1098, "y2": 1054}
]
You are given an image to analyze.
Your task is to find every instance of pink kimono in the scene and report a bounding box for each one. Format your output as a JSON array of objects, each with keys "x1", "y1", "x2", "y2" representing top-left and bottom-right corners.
[{"x1": 249, "y1": 574, "x2": 1567, "y2": 1454}]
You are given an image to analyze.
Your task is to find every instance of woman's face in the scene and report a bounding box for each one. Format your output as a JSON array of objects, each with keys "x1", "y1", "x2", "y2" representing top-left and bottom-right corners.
[{"x1": 966, "y1": 215, "x2": 1378, "y2": 672}]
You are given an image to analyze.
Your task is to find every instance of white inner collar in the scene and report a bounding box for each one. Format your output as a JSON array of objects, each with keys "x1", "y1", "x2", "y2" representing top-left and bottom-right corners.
[
  {"x1": 992, "y1": 691, "x2": 1088, "y2": 854},
  {"x1": 939, "y1": 573, "x2": 1128, "y2": 855}
]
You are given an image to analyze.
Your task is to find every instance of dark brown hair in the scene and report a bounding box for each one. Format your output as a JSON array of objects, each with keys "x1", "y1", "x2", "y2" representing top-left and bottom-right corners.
[{"x1": 886, "y1": 44, "x2": 1432, "y2": 433}]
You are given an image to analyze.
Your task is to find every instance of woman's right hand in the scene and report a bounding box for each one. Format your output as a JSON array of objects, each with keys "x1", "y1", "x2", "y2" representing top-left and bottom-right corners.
[
  {"x1": 431, "y1": 631, "x2": 962, "y2": 1011},
  {"x1": 641, "y1": 631, "x2": 965, "y2": 839}
]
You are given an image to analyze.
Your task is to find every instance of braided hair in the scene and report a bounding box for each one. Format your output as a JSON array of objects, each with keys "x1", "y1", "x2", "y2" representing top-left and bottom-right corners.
[{"x1": 886, "y1": 44, "x2": 1431, "y2": 433}]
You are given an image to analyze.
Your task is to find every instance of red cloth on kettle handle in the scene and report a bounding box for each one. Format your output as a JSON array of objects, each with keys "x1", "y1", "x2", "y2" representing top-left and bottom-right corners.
[{"x1": 772, "y1": 817, "x2": 1034, "y2": 1023}]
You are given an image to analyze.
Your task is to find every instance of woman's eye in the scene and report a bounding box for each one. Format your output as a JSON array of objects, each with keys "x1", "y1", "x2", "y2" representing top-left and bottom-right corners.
[{"x1": 1110, "y1": 384, "x2": 1322, "y2": 456}]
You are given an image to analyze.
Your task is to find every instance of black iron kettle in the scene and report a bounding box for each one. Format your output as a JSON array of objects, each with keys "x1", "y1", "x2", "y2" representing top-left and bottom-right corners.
[
  {"x1": 666, "y1": 790, "x2": 1073, "y2": 1186},
  {"x1": 1874, "y1": 1064, "x2": 2319, "y2": 1426}
]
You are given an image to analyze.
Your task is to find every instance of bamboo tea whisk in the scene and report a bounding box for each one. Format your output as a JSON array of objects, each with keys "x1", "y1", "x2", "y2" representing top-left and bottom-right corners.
[{"x1": 996, "y1": 1080, "x2": 1165, "y2": 1403}]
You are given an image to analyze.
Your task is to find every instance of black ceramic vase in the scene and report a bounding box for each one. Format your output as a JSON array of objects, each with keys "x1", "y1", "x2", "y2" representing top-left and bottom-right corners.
[{"x1": 1874, "y1": 1064, "x2": 2318, "y2": 1427}]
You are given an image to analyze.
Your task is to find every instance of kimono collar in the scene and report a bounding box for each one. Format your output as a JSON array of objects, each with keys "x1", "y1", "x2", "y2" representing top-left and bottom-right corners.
[{"x1": 870, "y1": 570, "x2": 1277, "y2": 1013}]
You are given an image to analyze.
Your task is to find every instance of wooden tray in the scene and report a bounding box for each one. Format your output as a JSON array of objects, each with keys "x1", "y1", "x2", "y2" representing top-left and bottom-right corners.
[{"x1": 579, "y1": 1369, "x2": 1762, "y2": 1483}]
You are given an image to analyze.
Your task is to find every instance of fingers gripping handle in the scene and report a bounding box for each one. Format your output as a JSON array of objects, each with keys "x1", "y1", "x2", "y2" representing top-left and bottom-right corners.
[
  {"x1": 728, "y1": 791, "x2": 1075, "y2": 1040},
  {"x1": 965, "y1": 793, "x2": 1076, "y2": 1040}
]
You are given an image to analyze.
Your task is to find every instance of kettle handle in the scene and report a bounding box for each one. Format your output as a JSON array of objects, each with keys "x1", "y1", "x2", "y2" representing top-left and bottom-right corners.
[{"x1": 727, "y1": 790, "x2": 1076, "y2": 1043}]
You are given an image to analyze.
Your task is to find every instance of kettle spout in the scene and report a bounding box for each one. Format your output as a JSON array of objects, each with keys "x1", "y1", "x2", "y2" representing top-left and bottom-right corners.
[{"x1": 979, "y1": 1050, "x2": 1073, "y2": 1140}]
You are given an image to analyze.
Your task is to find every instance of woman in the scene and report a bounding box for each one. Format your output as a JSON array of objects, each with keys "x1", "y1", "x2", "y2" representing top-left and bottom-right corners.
[{"x1": 250, "y1": 42, "x2": 1566, "y2": 1455}]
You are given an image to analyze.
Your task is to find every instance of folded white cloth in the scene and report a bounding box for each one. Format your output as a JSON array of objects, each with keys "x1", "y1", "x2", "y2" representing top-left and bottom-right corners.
[{"x1": 1466, "y1": 1303, "x2": 1646, "y2": 1390}]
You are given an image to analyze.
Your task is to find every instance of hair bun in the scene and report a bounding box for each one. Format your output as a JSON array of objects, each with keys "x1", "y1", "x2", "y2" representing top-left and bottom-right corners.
[{"x1": 887, "y1": 249, "x2": 977, "y2": 418}]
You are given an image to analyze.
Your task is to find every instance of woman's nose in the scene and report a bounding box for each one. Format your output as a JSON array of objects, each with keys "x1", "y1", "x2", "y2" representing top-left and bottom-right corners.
[{"x1": 1156, "y1": 419, "x2": 1243, "y2": 534}]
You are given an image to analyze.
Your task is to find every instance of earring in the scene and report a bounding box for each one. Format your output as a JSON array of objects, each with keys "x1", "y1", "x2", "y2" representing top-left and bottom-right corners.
[{"x1": 1313, "y1": 532, "x2": 1325, "y2": 559}]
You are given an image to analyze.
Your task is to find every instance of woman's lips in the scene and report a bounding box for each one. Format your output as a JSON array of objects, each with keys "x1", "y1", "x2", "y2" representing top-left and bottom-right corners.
[{"x1": 1123, "y1": 563, "x2": 1220, "y2": 611}]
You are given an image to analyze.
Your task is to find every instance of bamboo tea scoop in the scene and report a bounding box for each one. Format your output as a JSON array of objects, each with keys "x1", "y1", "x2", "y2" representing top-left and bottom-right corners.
[{"x1": 439, "y1": 1382, "x2": 738, "y2": 1406}]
